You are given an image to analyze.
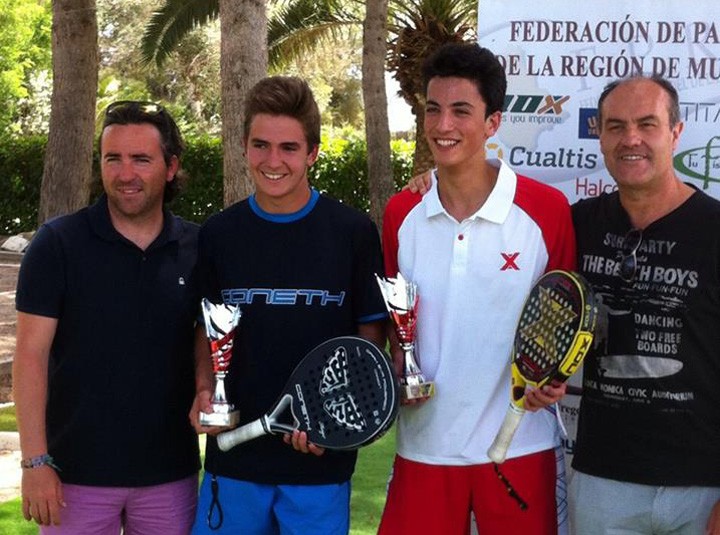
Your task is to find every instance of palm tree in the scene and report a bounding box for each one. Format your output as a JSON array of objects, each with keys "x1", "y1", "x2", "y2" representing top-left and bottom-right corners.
[
  {"x1": 218, "y1": 1, "x2": 267, "y2": 205},
  {"x1": 39, "y1": 0, "x2": 98, "y2": 223},
  {"x1": 363, "y1": 0, "x2": 393, "y2": 231},
  {"x1": 140, "y1": 0, "x2": 220, "y2": 67},
  {"x1": 142, "y1": 0, "x2": 265, "y2": 205}
]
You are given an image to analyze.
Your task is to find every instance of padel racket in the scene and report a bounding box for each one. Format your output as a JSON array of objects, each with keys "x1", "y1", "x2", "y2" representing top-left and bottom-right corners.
[
  {"x1": 487, "y1": 270, "x2": 597, "y2": 464},
  {"x1": 217, "y1": 336, "x2": 399, "y2": 452}
]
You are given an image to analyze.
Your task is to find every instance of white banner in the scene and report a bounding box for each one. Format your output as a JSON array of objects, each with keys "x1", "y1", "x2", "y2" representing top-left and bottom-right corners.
[{"x1": 478, "y1": 1, "x2": 720, "y2": 206}]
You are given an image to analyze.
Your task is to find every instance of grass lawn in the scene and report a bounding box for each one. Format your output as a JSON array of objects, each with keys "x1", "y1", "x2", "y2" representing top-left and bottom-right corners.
[
  {"x1": 0, "y1": 427, "x2": 396, "y2": 534},
  {"x1": 349, "y1": 426, "x2": 395, "y2": 534},
  {"x1": 0, "y1": 404, "x2": 17, "y2": 432},
  {"x1": 0, "y1": 498, "x2": 32, "y2": 535}
]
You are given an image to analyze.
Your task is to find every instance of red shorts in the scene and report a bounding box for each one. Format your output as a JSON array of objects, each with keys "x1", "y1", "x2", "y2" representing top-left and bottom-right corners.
[{"x1": 378, "y1": 450, "x2": 557, "y2": 535}]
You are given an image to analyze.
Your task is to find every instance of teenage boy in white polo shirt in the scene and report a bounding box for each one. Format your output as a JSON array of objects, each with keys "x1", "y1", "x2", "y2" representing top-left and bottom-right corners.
[{"x1": 378, "y1": 42, "x2": 576, "y2": 535}]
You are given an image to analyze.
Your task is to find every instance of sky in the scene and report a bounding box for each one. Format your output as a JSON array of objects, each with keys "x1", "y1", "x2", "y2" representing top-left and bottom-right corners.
[{"x1": 385, "y1": 74, "x2": 414, "y2": 132}]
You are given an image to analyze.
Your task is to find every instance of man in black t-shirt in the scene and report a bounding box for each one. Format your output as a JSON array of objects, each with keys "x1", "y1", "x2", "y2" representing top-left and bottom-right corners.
[{"x1": 569, "y1": 76, "x2": 720, "y2": 534}]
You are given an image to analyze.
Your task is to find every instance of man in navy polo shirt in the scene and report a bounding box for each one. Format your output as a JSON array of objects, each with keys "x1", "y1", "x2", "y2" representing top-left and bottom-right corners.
[{"x1": 13, "y1": 101, "x2": 200, "y2": 533}]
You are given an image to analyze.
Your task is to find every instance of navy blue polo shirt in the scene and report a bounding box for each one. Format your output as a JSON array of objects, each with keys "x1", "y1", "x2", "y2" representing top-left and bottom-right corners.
[{"x1": 16, "y1": 195, "x2": 200, "y2": 486}]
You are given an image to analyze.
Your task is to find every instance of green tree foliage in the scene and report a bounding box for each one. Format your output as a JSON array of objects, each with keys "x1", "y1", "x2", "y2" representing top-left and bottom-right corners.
[
  {"x1": 98, "y1": 0, "x2": 222, "y2": 137},
  {"x1": 140, "y1": 0, "x2": 219, "y2": 67},
  {"x1": 0, "y1": 0, "x2": 51, "y2": 137},
  {"x1": 0, "y1": 136, "x2": 45, "y2": 233},
  {"x1": 279, "y1": 38, "x2": 365, "y2": 130},
  {"x1": 142, "y1": 0, "x2": 365, "y2": 131}
]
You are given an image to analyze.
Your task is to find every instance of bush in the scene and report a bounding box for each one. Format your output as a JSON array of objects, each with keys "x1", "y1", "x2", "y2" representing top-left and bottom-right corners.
[
  {"x1": 0, "y1": 136, "x2": 45, "y2": 234},
  {"x1": 0, "y1": 134, "x2": 414, "y2": 232},
  {"x1": 169, "y1": 135, "x2": 224, "y2": 223},
  {"x1": 310, "y1": 134, "x2": 414, "y2": 212}
]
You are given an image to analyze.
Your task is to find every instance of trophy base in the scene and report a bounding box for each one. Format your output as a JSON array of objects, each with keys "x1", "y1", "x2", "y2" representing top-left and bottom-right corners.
[
  {"x1": 199, "y1": 410, "x2": 240, "y2": 428},
  {"x1": 401, "y1": 382, "x2": 435, "y2": 402}
]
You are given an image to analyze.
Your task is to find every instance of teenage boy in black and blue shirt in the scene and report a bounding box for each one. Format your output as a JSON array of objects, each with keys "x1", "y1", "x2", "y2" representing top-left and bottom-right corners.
[{"x1": 190, "y1": 76, "x2": 387, "y2": 534}]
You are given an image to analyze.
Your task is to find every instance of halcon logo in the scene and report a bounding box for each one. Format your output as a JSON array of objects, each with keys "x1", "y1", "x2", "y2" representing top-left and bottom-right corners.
[
  {"x1": 504, "y1": 94, "x2": 571, "y2": 115},
  {"x1": 674, "y1": 136, "x2": 720, "y2": 189}
]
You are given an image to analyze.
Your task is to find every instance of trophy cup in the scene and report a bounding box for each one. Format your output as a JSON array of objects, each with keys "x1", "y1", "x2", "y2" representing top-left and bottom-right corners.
[
  {"x1": 376, "y1": 273, "x2": 435, "y2": 402},
  {"x1": 200, "y1": 298, "x2": 241, "y2": 427}
]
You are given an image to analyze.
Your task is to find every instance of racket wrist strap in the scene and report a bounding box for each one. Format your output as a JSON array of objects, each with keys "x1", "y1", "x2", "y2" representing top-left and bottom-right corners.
[
  {"x1": 492, "y1": 463, "x2": 528, "y2": 511},
  {"x1": 207, "y1": 474, "x2": 224, "y2": 530}
]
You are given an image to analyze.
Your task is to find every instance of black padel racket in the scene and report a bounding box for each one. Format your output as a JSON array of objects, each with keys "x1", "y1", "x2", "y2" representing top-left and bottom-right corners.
[
  {"x1": 217, "y1": 336, "x2": 399, "y2": 452},
  {"x1": 487, "y1": 270, "x2": 597, "y2": 464}
]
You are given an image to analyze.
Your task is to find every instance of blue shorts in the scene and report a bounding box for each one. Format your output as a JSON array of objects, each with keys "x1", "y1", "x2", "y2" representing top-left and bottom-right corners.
[{"x1": 192, "y1": 474, "x2": 351, "y2": 535}]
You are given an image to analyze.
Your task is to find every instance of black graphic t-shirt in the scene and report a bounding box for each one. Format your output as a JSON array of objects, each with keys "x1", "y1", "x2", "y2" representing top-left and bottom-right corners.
[
  {"x1": 572, "y1": 189, "x2": 720, "y2": 485},
  {"x1": 197, "y1": 190, "x2": 387, "y2": 485}
]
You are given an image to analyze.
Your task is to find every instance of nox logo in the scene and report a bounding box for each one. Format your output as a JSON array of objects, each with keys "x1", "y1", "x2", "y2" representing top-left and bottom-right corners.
[
  {"x1": 504, "y1": 94, "x2": 571, "y2": 115},
  {"x1": 500, "y1": 252, "x2": 520, "y2": 271}
]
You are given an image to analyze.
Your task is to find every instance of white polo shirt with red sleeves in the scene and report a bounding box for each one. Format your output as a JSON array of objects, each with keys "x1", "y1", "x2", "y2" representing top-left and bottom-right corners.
[{"x1": 381, "y1": 159, "x2": 576, "y2": 465}]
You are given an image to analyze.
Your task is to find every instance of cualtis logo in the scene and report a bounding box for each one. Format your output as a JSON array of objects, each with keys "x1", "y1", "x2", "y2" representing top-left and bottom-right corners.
[{"x1": 674, "y1": 136, "x2": 720, "y2": 189}]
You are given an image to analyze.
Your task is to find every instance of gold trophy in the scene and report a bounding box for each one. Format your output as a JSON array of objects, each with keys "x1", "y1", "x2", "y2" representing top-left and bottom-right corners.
[
  {"x1": 200, "y1": 298, "x2": 241, "y2": 427},
  {"x1": 376, "y1": 273, "x2": 435, "y2": 402}
]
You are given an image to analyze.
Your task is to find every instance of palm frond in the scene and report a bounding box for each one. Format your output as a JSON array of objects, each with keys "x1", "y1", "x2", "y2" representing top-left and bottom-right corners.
[
  {"x1": 267, "y1": 0, "x2": 358, "y2": 69},
  {"x1": 388, "y1": 0, "x2": 476, "y2": 36},
  {"x1": 141, "y1": 0, "x2": 219, "y2": 67},
  {"x1": 386, "y1": 0, "x2": 477, "y2": 108}
]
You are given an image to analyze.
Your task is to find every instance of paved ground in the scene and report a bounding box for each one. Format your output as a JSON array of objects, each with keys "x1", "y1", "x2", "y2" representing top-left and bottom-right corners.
[
  {"x1": 0, "y1": 440, "x2": 21, "y2": 503},
  {"x1": 0, "y1": 255, "x2": 20, "y2": 402},
  {"x1": 0, "y1": 253, "x2": 22, "y2": 503}
]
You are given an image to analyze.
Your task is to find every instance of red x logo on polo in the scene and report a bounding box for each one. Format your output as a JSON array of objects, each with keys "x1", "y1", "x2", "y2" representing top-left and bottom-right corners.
[{"x1": 500, "y1": 252, "x2": 520, "y2": 271}]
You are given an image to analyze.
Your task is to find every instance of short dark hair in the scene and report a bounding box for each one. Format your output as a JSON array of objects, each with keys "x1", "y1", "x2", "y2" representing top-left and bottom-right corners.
[
  {"x1": 597, "y1": 75, "x2": 680, "y2": 130},
  {"x1": 244, "y1": 76, "x2": 321, "y2": 151},
  {"x1": 422, "y1": 42, "x2": 507, "y2": 117},
  {"x1": 99, "y1": 101, "x2": 187, "y2": 203}
]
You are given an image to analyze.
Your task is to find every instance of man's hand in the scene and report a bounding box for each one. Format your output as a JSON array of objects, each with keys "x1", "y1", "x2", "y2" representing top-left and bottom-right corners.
[
  {"x1": 283, "y1": 430, "x2": 325, "y2": 456},
  {"x1": 388, "y1": 331, "x2": 427, "y2": 406},
  {"x1": 404, "y1": 170, "x2": 432, "y2": 195},
  {"x1": 524, "y1": 380, "x2": 567, "y2": 412},
  {"x1": 21, "y1": 466, "x2": 65, "y2": 526},
  {"x1": 189, "y1": 388, "x2": 230, "y2": 436}
]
